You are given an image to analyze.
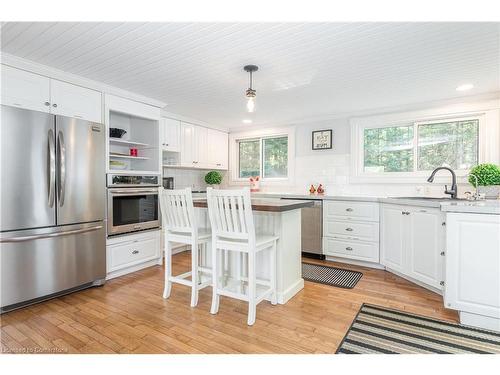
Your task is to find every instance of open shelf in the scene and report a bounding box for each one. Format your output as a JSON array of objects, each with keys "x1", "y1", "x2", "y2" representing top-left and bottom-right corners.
[
  {"x1": 109, "y1": 138, "x2": 151, "y2": 148},
  {"x1": 110, "y1": 154, "x2": 150, "y2": 160}
]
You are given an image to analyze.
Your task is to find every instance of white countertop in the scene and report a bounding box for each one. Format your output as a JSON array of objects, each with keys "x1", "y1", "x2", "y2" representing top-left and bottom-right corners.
[{"x1": 193, "y1": 191, "x2": 500, "y2": 215}]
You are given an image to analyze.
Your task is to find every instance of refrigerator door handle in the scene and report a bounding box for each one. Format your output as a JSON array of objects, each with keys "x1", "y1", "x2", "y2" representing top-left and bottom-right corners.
[
  {"x1": 0, "y1": 225, "x2": 104, "y2": 243},
  {"x1": 57, "y1": 130, "x2": 66, "y2": 206},
  {"x1": 48, "y1": 129, "x2": 56, "y2": 207}
]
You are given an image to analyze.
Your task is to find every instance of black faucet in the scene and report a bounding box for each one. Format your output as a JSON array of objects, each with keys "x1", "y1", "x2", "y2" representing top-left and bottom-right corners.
[{"x1": 427, "y1": 167, "x2": 458, "y2": 199}]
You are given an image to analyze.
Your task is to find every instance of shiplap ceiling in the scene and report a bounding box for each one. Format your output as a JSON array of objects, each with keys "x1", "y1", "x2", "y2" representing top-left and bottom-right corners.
[{"x1": 1, "y1": 22, "x2": 499, "y2": 128}]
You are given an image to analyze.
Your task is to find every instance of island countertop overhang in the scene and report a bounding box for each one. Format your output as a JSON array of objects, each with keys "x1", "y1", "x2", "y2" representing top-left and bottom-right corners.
[{"x1": 192, "y1": 198, "x2": 314, "y2": 212}]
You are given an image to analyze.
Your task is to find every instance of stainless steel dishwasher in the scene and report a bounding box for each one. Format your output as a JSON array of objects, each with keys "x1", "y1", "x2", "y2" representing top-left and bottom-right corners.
[{"x1": 281, "y1": 198, "x2": 324, "y2": 259}]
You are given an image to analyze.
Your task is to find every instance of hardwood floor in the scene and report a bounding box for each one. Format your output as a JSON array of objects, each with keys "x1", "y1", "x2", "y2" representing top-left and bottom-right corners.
[{"x1": 0, "y1": 252, "x2": 459, "y2": 354}]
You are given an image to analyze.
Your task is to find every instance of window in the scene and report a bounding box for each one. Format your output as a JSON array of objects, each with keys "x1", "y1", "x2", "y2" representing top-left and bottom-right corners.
[
  {"x1": 417, "y1": 119, "x2": 479, "y2": 171},
  {"x1": 362, "y1": 117, "x2": 479, "y2": 174},
  {"x1": 238, "y1": 139, "x2": 260, "y2": 178},
  {"x1": 237, "y1": 136, "x2": 289, "y2": 179},
  {"x1": 364, "y1": 125, "x2": 414, "y2": 173},
  {"x1": 263, "y1": 137, "x2": 288, "y2": 178}
]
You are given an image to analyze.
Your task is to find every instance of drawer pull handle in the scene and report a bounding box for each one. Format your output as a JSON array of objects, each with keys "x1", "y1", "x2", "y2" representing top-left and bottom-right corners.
[
  {"x1": 132, "y1": 250, "x2": 139, "y2": 254},
  {"x1": 345, "y1": 228, "x2": 353, "y2": 231},
  {"x1": 345, "y1": 208, "x2": 353, "y2": 212},
  {"x1": 346, "y1": 247, "x2": 353, "y2": 251}
]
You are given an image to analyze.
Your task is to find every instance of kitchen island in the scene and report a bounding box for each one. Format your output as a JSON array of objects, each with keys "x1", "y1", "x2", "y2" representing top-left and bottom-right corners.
[{"x1": 192, "y1": 197, "x2": 313, "y2": 304}]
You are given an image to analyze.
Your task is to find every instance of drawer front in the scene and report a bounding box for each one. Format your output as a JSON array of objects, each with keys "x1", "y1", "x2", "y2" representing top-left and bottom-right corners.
[
  {"x1": 107, "y1": 234, "x2": 159, "y2": 272},
  {"x1": 324, "y1": 219, "x2": 379, "y2": 242},
  {"x1": 323, "y1": 237, "x2": 379, "y2": 262},
  {"x1": 324, "y1": 200, "x2": 379, "y2": 222}
]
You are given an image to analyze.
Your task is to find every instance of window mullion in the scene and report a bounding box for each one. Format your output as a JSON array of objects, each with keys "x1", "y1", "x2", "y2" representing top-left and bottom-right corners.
[{"x1": 413, "y1": 123, "x2": 418, "y2": 172}]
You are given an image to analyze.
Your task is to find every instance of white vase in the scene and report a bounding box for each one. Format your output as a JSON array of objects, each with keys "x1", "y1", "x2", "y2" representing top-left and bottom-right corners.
[{"x1": 478, "y1": 185, "x2": 500, "y2": 199}]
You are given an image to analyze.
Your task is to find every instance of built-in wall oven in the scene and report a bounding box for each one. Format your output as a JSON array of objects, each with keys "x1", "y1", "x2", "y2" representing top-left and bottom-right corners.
[{"x1": 107, "y1": 174, "x2": 160, "y2": 236}]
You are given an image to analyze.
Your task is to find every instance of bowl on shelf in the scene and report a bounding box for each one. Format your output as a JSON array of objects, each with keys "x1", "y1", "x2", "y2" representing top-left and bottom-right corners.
[
  {"x1": 109, "y1": 128, "x2": 127, "y2": 138},
  {"x1": 109, "y1": 160, "x2": 127, "y2": 170}
]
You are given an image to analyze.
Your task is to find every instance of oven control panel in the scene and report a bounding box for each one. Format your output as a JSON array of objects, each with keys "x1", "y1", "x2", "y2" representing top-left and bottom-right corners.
[{"x1": 107, "y1": 174, "x2": 159, "y2": 187}]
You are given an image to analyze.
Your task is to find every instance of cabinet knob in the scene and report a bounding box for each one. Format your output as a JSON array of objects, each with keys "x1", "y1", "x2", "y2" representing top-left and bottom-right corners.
[
  {"x1": 345, "y1": 227, "x2": 353, "y2": 232},
  {"x1": 52, "y1": 103, "x2": 58, "y2": 108},
  {"x1": 346, "y1": 208, "x2": 353, "y2": 212},
  {"x1": 165, "y1": 143, "x2": 169, "y2": 146},
  {"x1": 440, "y1": 251, "x2": 445, "y2": 256},
  {"x1": 440, "y1": 281, "x2": 445, "y2": 286},
  {"x1": 132, "y1": 250, "x2": 139, "y2": 255},
  {"x1": 44, "y1": 102, "x2": 50, "y2": 106},
  {"x1": 345, "y1": 247, "x2": 353, "y2": 251}
]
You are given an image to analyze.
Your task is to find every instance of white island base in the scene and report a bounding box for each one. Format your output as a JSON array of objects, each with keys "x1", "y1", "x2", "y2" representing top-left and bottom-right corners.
[{"x1": 194, "y1": 202, "x2": 307, "y2": 304}]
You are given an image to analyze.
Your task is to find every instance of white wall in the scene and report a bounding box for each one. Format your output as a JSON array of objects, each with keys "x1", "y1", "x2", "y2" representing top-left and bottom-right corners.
[{"x1": 229, "y1": 95, "x2": 500, "y2": 197}]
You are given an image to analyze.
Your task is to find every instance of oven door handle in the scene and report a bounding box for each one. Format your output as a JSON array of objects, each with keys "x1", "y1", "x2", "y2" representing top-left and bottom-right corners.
[{"x1": 109, "y1": 189, "x2": 158, "y2": 195}]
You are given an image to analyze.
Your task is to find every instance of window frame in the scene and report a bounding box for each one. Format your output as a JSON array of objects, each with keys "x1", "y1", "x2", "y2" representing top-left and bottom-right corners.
[
  {"x1": 230, "y1": 127, "x2": 295, "y2": 185},
  {"x1": 350, "y1": 110, "x2": 496, "y2": 184}
]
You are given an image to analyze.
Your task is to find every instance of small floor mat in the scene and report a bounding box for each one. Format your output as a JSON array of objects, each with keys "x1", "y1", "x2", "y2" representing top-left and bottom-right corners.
[{"x1": 302, "y1": 262, "x2": 363, "y2": 289}]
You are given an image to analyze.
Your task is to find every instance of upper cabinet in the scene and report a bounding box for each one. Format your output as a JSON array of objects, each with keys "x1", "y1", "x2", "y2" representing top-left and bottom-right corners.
[
  {"x1": 161, "y1": 118, "x2": 181, "y2": 152},
  {"x1": 1, "y1": 65, "x2": 50, "y2": 113},
  {"x1": 208, "y1": 128, "x2": 229, "y2": 170},
  {"x1": 50, "y1": 79, "x2": 102, "y2": 123},
  {"x1": 1, "y1": 65, "x2": 102, "y2": 123},
  {"x1": 178, "y1": 122, "x2": 228, "y2": 170}
]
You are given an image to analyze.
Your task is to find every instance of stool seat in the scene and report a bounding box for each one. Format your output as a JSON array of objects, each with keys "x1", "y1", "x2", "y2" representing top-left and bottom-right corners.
[
  {"x1": 169, "y1": 228, "x2": 212, "y2": 243},
  {"x1": 216, "y1": 234, "x2": 279, "y2": 253}
]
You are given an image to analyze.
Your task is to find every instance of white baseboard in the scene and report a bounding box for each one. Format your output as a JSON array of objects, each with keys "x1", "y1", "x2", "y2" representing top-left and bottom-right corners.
[
  {"x1": 460, "y1": 311, "x2": 500, "y2": 332},
  {"x1": 278, "y1": 278, "x2": 304, "y2": 304},
  {"x1": 106, "y1": 258, "x2": 162, "y2": 280},
  {"x1": 325, "y1": 256, "x2": 385, "y2": 270}
]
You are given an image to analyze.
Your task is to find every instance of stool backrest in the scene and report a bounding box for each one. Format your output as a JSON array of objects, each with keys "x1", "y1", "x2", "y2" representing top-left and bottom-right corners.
[
  {"x1": 159, "y1": 187, "x2": 196, "y2": 234},
  {"x1": 206, "y1": 187, "x2": 255, "y2": 243}
]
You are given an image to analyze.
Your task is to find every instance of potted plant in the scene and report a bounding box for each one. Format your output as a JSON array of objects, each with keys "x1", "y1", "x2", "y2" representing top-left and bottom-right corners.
[
  {"x1": 204, "y1": 170, "x2": 223, "y2": 188},
  {"x1": 468, "y1": 163, "x2": 500, "y2": 199}
]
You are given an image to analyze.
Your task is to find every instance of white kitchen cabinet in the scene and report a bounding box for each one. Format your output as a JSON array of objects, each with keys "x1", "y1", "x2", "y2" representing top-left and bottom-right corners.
[
  {"x1": 180, "y1": 122, "x2": 228, "y2": 170},
  {"x1": 380, "y1": 204, "x2": 406, "y2": 272},
  {"x1": 1, "y1": 65, "x2": 102, "y2": 122},
  {"x1": 380, "y1": 204, "x2": 444, "y2": 291},
  {"x1": 445, "y1": 213, "x2": 500, "y2": 331},
  {"x1": 50, "y1": 79, "x2": 102, "y2": 123},
  {"x1": 106, "y1": 230, "x2": 161, "y2": 279},
  {"x1": 207, "y1": 128, "x2": 228, "y2": 170},
  {"x1": 323, "y1": 200, "x2": 380, "y2": 264},
  {"x1": 407, "y1": 208, "x2": 445, "y2": 289},
  {"x1": 161, "y1": 117, "x2": 181, "y2": 152},
  {"x1": 1, "y1": 65, "x2": 51, "y2": 113},
  {"x1": 181, "y1": 122, "x2": 197, "y2": 167}
]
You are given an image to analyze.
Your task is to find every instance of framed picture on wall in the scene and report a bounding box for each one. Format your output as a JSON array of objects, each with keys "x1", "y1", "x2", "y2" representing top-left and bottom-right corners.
[{"x1": 312, "y1": 129, "x2": 332, "y2": 150}]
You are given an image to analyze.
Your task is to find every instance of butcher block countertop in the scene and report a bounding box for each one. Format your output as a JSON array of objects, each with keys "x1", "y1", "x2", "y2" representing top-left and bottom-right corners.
[{"x1": 192, "y1": 198, "x2": 314, "y2": 212}]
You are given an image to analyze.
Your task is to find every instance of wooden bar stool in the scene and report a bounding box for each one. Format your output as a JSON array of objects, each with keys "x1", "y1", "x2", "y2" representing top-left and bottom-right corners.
[
  {"x1": 206, "y1": 187, "x2": 278, "y2": 326},
  {"x1": 159, "y1": 187, "x2": 212, "y2": 307}
]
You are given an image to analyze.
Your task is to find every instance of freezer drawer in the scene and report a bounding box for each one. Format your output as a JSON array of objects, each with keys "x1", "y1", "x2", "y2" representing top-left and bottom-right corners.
[{"x1": 0, "y1": 222, "x2": 106, "y2": 310}]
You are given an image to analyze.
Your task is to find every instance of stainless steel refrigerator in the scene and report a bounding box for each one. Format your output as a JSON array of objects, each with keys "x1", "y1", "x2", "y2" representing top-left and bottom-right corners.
[{"x1": 0, "y1": 105, "x2": 106, "y2": 313}]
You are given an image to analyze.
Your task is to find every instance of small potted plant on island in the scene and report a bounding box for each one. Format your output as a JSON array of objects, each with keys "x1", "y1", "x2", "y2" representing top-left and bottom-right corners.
[
  {"x1": 468, "y1": 163, "x2": 500, "y2": 199},
  {"x1": 204, "y1": 170, "x2": 223, "y2": 189}
]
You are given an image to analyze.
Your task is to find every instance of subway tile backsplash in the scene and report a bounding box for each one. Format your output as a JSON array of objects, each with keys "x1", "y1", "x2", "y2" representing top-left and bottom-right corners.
[{"x1": 162, "y1": 168, "x2": 227, "y2": 191}]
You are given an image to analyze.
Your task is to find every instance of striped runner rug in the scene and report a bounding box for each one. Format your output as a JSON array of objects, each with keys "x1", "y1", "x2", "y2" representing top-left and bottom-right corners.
[
  {"x1": 302, "y1": 262, "x2": 362, "y2": 289},
  {"x1": 336, "y1": 304, "x2": 500, "y2": 354}
]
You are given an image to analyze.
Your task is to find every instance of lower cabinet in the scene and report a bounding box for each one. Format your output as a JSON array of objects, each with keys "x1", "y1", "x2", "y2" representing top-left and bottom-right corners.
[
  {"x1": 380, "y1": 204, "x2": 445, "y2": 291},
  {"x1": 323, "y1": 237, "x2": 379, "y2": 263},
  {"x1": 106, "y1": 230, "x2": 161, "y2": 279},
  {"x1": 445, "y1": 213, "x2": 500, "y2": 331}
]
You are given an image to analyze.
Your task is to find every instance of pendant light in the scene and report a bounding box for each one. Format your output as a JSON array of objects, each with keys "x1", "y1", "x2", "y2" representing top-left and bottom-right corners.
[{"x1": 244, "y1": 65, "x2": 258, "y2": 113}]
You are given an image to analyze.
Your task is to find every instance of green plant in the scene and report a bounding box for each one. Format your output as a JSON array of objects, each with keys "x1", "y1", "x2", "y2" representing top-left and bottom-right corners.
[
  {"x1": 468, "y1": 163, "x2": 500, "y2": 187},
  {"x1": 204, "y1": 170, "x2": 222, "y2": 185}
]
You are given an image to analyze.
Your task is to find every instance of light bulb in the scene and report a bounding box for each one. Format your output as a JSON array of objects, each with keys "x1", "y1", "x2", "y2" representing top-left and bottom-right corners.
[{"x1": 246, "y1": 97, "x2": 255, "y2": 112}]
